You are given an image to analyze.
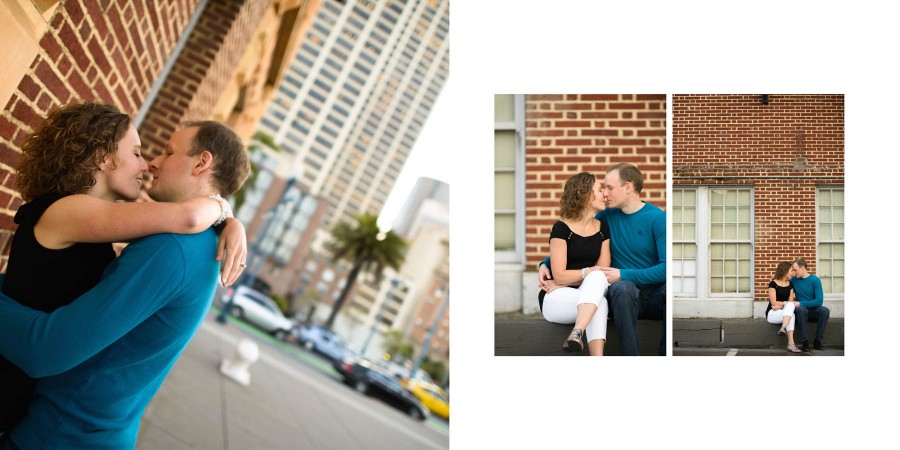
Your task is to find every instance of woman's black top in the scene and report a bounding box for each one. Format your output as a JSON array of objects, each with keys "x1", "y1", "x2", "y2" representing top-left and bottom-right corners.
[
  {"x1": 766, "y1": 279, "x2": 794, "y2": 317},
  {"x1": 0, "y1": 193, "x2": 116, "y2": 431},
  {"x1": 538, "y1": 220, "x2": 610, "y2": 311}
]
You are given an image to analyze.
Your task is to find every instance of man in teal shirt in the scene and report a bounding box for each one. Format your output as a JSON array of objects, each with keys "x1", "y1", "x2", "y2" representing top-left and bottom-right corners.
[
  {"x1": 540, "y1": 163, "x2": 666, "y2": 355},
  {"x1": 790, "y1": 258, "x2": 830, "y2": 352},
  {"x1": 0, "y1": 121, "x2": 250, "y2": 449}
]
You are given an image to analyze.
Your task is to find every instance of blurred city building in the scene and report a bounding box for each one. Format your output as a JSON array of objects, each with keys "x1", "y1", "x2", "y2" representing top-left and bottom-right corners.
[
  {"x1": 0, "y1": 0, "x2": 322, "y2": 270},
  {"x1": 234, "y1": 0, "x2": 450, "y2": 321},
  {"x1": 338, "y1": 178, "x2": 449, "y2": 363}
]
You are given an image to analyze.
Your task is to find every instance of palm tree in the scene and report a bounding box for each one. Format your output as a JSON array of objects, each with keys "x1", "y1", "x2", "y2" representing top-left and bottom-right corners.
[{"x1": 324, "y1": 214, "x2": 406, "y2": 329}]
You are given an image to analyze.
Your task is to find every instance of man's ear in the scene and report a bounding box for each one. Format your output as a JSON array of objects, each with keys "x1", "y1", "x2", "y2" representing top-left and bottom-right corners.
[{"x1": 192, "y1": 150, "x2": 214, "y2": 175}]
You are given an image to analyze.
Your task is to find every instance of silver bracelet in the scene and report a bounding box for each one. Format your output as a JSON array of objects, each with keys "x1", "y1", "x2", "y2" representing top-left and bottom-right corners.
[
  {"x1": 209, "y1": 194, "x2": 233, "y2": 227},
  {"x1": 581, "y1": 267, "x2": 590, "y2": 279}
]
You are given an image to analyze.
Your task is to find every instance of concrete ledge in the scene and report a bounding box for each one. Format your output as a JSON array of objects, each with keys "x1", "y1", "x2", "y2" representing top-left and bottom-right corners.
[
  {"x1": 674, "y1": 318, "x2": 844, "y2": 349},
  {"x1": 495, "y1": 319, "x2": 664, "y2": 356}
]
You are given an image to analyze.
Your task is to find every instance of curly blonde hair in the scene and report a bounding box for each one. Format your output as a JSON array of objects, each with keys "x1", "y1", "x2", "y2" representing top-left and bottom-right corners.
[
  {"x1": 559, "y1": 172, "x2": 595, "y2": 220},
  {"x1": 17, "y1": 102, "x2": 131, "y2": 201}
]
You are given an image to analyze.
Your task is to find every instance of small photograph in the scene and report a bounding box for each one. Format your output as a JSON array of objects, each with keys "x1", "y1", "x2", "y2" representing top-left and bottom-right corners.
[
  {"x1": 671, "y1": 94, "x2": 844, "y2": 356},
  {"x1": 494, "y1": 94, "x2": 667, "y2": 356}
]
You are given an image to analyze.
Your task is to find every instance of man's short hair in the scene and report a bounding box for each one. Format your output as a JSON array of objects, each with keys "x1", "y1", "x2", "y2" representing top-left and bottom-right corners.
[
  {"x1": 181, "y1": 121, "x2": 250, "y2": 196},
  {"x1": 793, "y1": 258, "x2": 809, "y2": 269},
  {"x1": 607, "y1": 163, "x2": 643, "y2": 193}
]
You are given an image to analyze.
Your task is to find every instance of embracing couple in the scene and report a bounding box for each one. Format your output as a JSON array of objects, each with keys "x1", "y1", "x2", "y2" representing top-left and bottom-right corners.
[
  {"x1": 765, "y1": 258, "x2": 830, "y2": 353},
  {"x1": 537, "y1": 164, "x2": 666, "y2": 356},
  {"x1": 0, "y1": 102, "x2": 251, "y2": 449}
]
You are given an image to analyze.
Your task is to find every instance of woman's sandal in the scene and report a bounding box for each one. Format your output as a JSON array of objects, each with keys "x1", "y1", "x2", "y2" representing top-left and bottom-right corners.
[
  {"x1": 563, "y1": 327, "x2": 584, "y2": 353},
  {"x1": 777, "y1": 327, "x2": 786, "y2": 335},
  {"x1": 786, "y1": 344, "x2": 802, "y2": 353}
]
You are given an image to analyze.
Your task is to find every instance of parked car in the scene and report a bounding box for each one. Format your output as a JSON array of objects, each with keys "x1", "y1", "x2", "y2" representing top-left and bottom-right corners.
[
  {"x1": 295, "y1": 324, "x2": 348, "y2": 361},
  {"x1": 349, "y1": 365, "x2": 428, "y2": 421},
  {"x1": 407, "y1": 381, "x2": 449, "y2": 420},
  {"x1": 218, "y1": 285, "x2": 294, "y2": 339}
]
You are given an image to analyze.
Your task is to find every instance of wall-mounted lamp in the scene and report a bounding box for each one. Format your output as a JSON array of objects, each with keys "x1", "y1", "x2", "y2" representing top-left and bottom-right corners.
[{"x1": 761, "y1": 94, "x2": 769, "y2": 105}]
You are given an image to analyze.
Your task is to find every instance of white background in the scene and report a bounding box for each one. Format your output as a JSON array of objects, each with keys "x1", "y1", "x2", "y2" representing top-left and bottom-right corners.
[{"x1": 446, "y1": 1, "x2": 899, "y2": 448}]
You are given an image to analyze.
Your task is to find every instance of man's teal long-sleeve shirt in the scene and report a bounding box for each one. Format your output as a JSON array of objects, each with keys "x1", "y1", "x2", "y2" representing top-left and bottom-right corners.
[
  {"x1": 542, "y1": 202, "x2": 666, "y2": 285},
  {"x1": 0, "y1": 230, "x2": 219, "y2": 449},
  {"x1": 791, "y1": 274, "x2": 824, "y2": 308}
]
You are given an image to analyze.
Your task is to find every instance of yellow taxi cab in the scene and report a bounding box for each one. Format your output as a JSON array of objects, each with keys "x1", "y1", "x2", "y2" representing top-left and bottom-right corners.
[{"x1": 406, "y1": 381, "x2": 449, "y2": 420}]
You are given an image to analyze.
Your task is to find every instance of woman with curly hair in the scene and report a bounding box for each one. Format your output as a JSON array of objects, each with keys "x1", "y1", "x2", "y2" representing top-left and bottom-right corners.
[
  {"x1": 538, "y1": 172, "x2": 611, "y2": 356},
  {"x1": 766, "y1": 261, "x2": 802, "y2": 352},
  {"x1": 0, "y1": 101, "x2": 247, "y2": 432}
]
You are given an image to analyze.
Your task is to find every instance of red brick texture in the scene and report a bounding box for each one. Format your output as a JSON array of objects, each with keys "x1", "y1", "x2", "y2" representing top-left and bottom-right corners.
[
  {"x1": 0, "y1": 0, "x2": 274, "y2": 271},
  {"x1": 140, "y1": 0, "x2": 271, "y2": 158},
  {"x1": 524, "y1": 94, "x2": 667, "y2": 268},
  {"x1": 0, "y1": 0, "x2": 201, "y2": 271},
  {"x1": 672, "y1": 94, "x2": 844, "y2": 301}
]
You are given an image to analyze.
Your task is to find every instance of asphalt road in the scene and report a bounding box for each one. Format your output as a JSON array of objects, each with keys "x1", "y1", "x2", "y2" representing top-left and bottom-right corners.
[{"x1": 136, "y1": 312, "x2": 449, "y2": 449}]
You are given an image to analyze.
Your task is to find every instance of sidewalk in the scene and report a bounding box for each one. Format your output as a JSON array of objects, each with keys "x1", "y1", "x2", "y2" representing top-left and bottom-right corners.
[{"x1": 136, "y1": 313, "x2": 448, "y2": 450}]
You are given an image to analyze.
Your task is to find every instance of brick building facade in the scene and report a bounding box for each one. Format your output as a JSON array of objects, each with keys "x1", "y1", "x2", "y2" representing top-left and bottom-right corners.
[
  {"x1": 672, "y1": 94, "x2": 844, "y2": 319},
  {"x1": 495, "y1": 94, "x2": 667, "y2": 314},
  {"x1": 0, "y1": 0, "x2": 319, "y2": 272}
]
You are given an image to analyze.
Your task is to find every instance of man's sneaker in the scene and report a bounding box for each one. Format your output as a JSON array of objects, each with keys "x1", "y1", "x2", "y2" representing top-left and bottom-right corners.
[
  {"x1": 814, "y1": 340, "x2": 824, "y2": 350},
  {"x1": 800, "y1": 341, "x2": 810, "y2": 352}
]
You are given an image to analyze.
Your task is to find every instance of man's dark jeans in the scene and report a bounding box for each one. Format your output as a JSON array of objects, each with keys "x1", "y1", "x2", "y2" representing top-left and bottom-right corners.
[
  {"x1": 794, "y1": 305, "x2": 830, "y2": 344},
  {"x1": 608, "y1": 281, "x2": 665, "y2": 356}
]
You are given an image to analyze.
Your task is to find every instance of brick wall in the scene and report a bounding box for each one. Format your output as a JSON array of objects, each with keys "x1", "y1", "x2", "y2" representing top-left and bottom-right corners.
[
  {"x1": 0, "y1": 0, "x2": 200, "y2": 271},
  {"x1": 140, "y1": 0, "x2": 272, "y2": 158},
  {"x1": 672, "y1": 94, "x2": 844, "y2": 301},
  {"x1": 524, "y1": 94, "x2": 667, "y2": 268}
]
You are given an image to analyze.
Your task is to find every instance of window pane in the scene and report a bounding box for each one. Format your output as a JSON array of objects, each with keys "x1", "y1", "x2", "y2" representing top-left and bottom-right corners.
[
  {"x1": 833, "y1": 223, "x2": 844, "y2": 240},
  {"x1": 495, "y1": 131, "x2": 516, "y2": 168},
  {"x1": 711, "y1": 224, "x2": 722, "y2": 240},
  {"x1": 820, "y1": 224, "x2": 831, "y2": 240},
  {"x1": 685, "y1": 260, "x2": 696, "y2": 276},
  {"x1": 495, "y1": 214, "x2": 514, "y2": 250},
  {"x1": 494, "y1": 94, "x2": 515, "y2": 122},
  {"x1": 685, "y1": 206, "x2": 695, "y2": 223},
  {"x1": 495, "y1": 173, "x2": 515, "y2": 210},
  {"x1": 738, "y1": 224, "x2": 751, "y2": 240},
  {"x1": 684, "y1": 224, "x2": 695, "y2": 238},
  {"x1": 724, "y1": 224, "x2": 737, "y2": 239},
  {"x1": 724, "y1": 207, "x2": 737, "y2": 222},
  {"x1": 820, "y1": 207, "x2": 831, "y2": 222}
]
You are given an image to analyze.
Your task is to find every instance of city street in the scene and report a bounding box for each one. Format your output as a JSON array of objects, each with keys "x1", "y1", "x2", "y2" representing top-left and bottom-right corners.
[{"x1": 136, "y1": 312, "x2": 449, "y2": 449}]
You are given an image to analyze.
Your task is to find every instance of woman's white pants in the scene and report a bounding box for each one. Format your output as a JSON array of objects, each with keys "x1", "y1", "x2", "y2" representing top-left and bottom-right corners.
[
  {"x1": 766, "y1": 301, "x2": 796, "y2": 331},
  {"x1": 541, "y1": 271, "x2": 609, "y2": 342}
]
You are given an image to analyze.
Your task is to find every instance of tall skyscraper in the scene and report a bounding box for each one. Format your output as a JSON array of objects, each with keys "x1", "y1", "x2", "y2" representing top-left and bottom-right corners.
[
  {"x1": 391, "y1": 177, "x2": 450, "y2": 238},
  {"x1": 255, "y1": 0, "x2": 450, "y2": 253}
]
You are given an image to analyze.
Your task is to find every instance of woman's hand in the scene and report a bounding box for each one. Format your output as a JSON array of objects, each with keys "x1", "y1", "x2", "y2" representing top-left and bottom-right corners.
[
  {"x1": 217, "y1": 218, "x2": 247, "y2": 287},
  {"x1": 542, "y1": 280, "x2": 561, "y2": 294}
]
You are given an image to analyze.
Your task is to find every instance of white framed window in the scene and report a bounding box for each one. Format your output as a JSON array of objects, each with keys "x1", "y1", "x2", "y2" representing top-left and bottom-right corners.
[
  {"x1": 494, "y1": 94, "x2": 525, "y2": 264},
  {"x1": 817, "y1": 187, "x2": 844, "y2": 295},
  {"x1": 672, "y1": 188, "x2": 697, "y2": 295},
  {"x1": 673, "y1": 186, "x2": 754, "y2": 298}
]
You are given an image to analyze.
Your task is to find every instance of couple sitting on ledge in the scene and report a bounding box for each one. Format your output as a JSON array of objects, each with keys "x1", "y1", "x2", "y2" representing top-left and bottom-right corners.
[{"x1": 766, "y1": 258, "x2": 830, "y2": 353}]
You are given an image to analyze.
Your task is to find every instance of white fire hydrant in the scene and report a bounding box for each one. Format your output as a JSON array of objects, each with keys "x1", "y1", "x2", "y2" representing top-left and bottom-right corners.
[{"x1": 219, "y1": 339, "x2": 259, "y2": 386}]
